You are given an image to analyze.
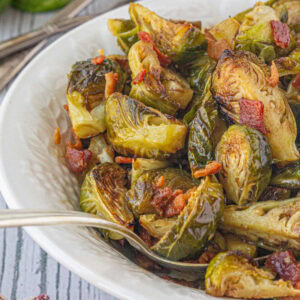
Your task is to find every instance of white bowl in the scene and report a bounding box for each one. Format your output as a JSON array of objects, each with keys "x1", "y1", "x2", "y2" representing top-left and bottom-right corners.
[{"x1": 0, "y1": 0, "x2": 259, "y2": 299}]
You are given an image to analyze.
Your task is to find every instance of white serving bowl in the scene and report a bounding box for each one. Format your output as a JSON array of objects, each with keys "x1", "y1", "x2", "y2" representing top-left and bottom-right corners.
[{"x1": 0, "y1": 0, "x2": 259, "y2": 299}]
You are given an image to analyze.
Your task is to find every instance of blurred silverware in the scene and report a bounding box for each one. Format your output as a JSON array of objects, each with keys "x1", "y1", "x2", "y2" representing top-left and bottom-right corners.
[{"x1": 0, "y1": 0, "x2": 93, "y2": 92}]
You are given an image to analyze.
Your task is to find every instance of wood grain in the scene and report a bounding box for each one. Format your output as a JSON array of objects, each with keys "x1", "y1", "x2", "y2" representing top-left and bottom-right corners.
[{"x1": 0, "y1": 1, "x2": 131, "y2": 298}]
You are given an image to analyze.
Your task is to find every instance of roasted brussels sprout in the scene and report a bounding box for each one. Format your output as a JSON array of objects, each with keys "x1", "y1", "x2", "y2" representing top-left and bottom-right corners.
[
  {"x1": 80, "y1": 163, "x2": 134, "y2": 240},
  {"x1": 152, "y1": 176, "x2": 224, "y2": 261},
  {"x1": 107, "y1": 19, "x2": 139, "y2": 54},
  {"x1": 223, "y1": 234, "x2": 257, "y2": 258},
  {"x1": 216, "y1": 125, "x2": 272, "y2": 205},
  {"x1": 205, "y1": 252, "x2": 300, "y2": 298},
  {"x1": 88, "y1": 135, "x2": 114, "y2": 166},
  {"x1": 128, "y1": 41, "x2": 193, "y2": 115},
  {"x1": 221, "y1": 198, "x2": 300, "y2": 255},
  {"x1": 67, "y1": 58, "x2": 126, "y2": 139},
  {"x1": 235, "y1": 5, "x2": 295, "y2": 62},
  {"x1": 212, "y1": 50, "x2": 299, "y2": 164},
  {"x1": 188, "y1": 80, "x2": 218, "y2": 176},
  {"x1": 105, "y1": 93, "x2": 187, "y2": 159},
  {"x1": 271, "y1": 162, "x2": 300, "y2": 189},
  {"x1": 259, "y1": 185, "x2": 291, "y2": 201},
  {"x1": 290, "y1": 102, "x2": 300, "y2": 145},
  {"x1": 272, "y1": 0, "x2": 300, "y2": 29},
  {"x1": 128, "y1": 3, "x2": 206, "y2": 63},
  {"x1": 127, "y1": 168, "x2": 198, "y2": 217},
  {"x1": 275, "y1": 47, "x2": 300, "y2": 76}
]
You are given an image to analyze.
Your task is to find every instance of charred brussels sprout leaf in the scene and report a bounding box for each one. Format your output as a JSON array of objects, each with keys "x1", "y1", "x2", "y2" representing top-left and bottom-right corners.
[
  {"x1": 67, "y1": 58, "x2": 126, "y2": 139},
  {"x1": 216, "y1": 125, "x2": 272, "y2": 205},
  {"x1": 127, "y1": 168, "x2": 198, "y2": 217},
  {"x1": 107, "y1": 19, "x2": 139, "y2": 54},
  {"x1": 259, "y1": 185, "x2": 291, "y2": 201},
  {"x1": 80, "y1": 163, "x2": 134, "y2": 240},
  {"x1": 128, "y1": 3, "x2": 206, "y2": 63},
  {"x1": 105, "y1": 93, "x2": 187, "y2": 159},
  {"x1": 205, "y1": 252, "x2": 300, "y2": 298},
  {"x1": 128, "y1": 41, "x2": 193, "y2": 115},
  {"x1": 271, "y1": 162, "x2": 300, "y2": 189},
  {"x1": 212, "y1": 50, "x2": 299, "y2": 164},
  {"x1": 221, "y1": 198, "x2": 300, "y2": 255},
  {"x1": 152, "y1": 176, "x2": 224, "y2": 261}
]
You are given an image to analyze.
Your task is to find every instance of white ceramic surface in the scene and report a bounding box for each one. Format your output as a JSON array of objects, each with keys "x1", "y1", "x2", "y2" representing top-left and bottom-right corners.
[{"x1": 0, "y1": 0, "x2": 260, "y2": 299}]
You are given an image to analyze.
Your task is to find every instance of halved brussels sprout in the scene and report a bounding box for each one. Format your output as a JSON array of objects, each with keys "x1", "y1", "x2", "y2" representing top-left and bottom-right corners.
[
  {"x1": 128, "y1": 41, "x2": 193, "y2": 115},
  {"x1": 223, "y1": 234, "x2": 257, "y2": 258},
  {"x1": 221, "y1": 198, "x2": 300, "y2": 255},
  {"x1": 107, "y1": 19, "x2": 139, "y2": 54},
  {"x1": 128, "y1": 3, "x2": 206, "y2": 63},
  {"x1": 188, "y1": 81, "x2": 218, "y2": 176},
  {"x1": 105, "y1": 93, "x2": 187, "y2": 159},
  {"x1": 131, "y1": 158, "x2": 171, "y2": 186},
  {"x1": 139, "y1": 214, "x2": 177, "y2": 239},
  {"x1": 152, "y1": 176, "x2": 224, "y2": 261},
  {"x1": 271, "y1": 162, "x2": 300, "y2": 189},
  {"x1": 127, "y1": 168, "x2": 198, "y2": 217},
  {"x1": 80, "y1": 163, "x2": 134, "y2": 240},
  {"x1": 216, "y1": 125, "x2": 272, "y2": 205},
  {"x1": 205, "y1": 252, "x2": 300, "y2": 298},
  {"x1": 67, "y1": 58, "x2": 126, "y2": 138},
  {"x1": 236, "y1": 5, "x2": 295, "y2": 62},
  {"x1": 276, "y1": 47, "x2": 300, "y2": 77},
  {"x1": 211, "y1": 50, "x2": 299, "y2": 164}
]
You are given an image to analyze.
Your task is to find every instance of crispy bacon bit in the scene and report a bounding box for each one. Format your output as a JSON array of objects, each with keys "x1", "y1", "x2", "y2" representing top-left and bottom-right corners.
[
  {"x1": 265, "y1": 251, "x2": 300, "y2": 286},
  {"x1": 72, "y1": 129, "x2": 82, "y2": 150},
  {"x1": 292, "y1": 75, "x2": 300, "y2": 90},
  {"x1": 65, "y1": 143, "x2": 92, "y2": 173},
  {"x1": 63, "y1": 104, "x2": 69, "y2": 112},
  {"x1": 205, "y1": 29, "x2": 231, "y2": 61},
  {"x1": 115, "y1": 156, "x2": 133, "y2": 164},
  {"x1": 156, "y1": 176, "x2": 165, "y2": 188},
  {"x1": 104, "y1": 72, "x2": 118, "y2": 99},
  {"x1": 270, "y1": 20, "x2": 290, "y2": 49},
  {"x1": 91, "y1": 49, "x2": 106, "y2": 65},
  {"x1": 161, "y1": 275, "x2": 197, "y2": 288},
  {"x1": 53, "y1": 127, "x2": 61, "y2": 145},
  {"x1": 137, "y1": 31, "x2": 171, "y2": 67},
  {"x1": 193, "y1": 161, "x2": 222, "y2": 178},
  {"x1": 132, "y1": 69, "x2": 147, "y2": 85},
  {"x1": 267, "y1": 61, "x2": 279, "y2": 87},
  {"x1": 239, "y1": 98, "x2": 267, "y2": 135}
]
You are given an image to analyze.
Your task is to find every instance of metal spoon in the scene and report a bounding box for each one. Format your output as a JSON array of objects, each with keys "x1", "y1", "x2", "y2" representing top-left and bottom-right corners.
[{"x1": 0, "y1": 209, "x2": 268, "y2": 274}]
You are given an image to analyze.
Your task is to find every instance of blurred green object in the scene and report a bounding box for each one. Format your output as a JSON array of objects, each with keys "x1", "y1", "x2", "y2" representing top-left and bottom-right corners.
[
  {"x1": 12, "y1": 0, "x2": 71, "y2": 12},
  {"x1": 0, "y1": 0, "x2": 11, "y2": 13}
]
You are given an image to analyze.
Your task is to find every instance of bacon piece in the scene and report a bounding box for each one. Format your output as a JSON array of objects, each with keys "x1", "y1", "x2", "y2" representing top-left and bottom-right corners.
[
  {"x1": 105, "y1": 72, "x2": 118, "y2": 99},
  {"x1": 63, "y1": 104, "x2": 69, "y2": 112},
  {"x1": 156, "y1": 176, "x2": 165, "y2": 188},
  {"x1": 65, "y1": 143, "x2": 92, "y2": 173},
  {"x1": 239, "y1": 99, "x2": 267, "y2": 135},
  {"x1": 138, "y1": 31, "x2": 171, "y2": 67},
  {"x1": 193, "y1": 161, "x2": 222, "y2": 178},
  {"x1": 292, "y1": 75, "x2": 300, "y2": 90},
  {"x1": 91, "y1": 56, "x2": 105, "y2": 65},
  {"x1": 267, "y1": 61, "x2": 279, "y2": 87},
  {"x1": 115, "y1": 156, "x2": 133, "y2": 164},
  {"x1": 270, "y1": 20, "x2": 290, "y2": 49},
  {"x1": 205, "y1": 29, "x2": 231, "y2": 61},
  {"x1": 265, "y1": 251, "x2": 300, "y2": 286},
  {"x1": 132, "y1": 69, "x2": 146, "y2": 85},
  {"x1": 53, "y1": 127, "x2": 61, "y2": 145},
  {"x1": 151, "y1": 187, "x2": 174, "y2": 217}
]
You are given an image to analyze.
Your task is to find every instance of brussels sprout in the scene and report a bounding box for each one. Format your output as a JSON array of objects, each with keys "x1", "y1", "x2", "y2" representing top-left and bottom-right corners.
[
  {"x1": 128, "y1": 41, "x2": 193, "y2": 115},
  {"x1": 216, "y1": 125, "x2": 272, "y2": 205},
  {"x1": 188, "y1": 81, "x2": 218, "y2": 176},
  {"x1": 131, "y1": 158, "x2": 170, "y2": 186},
  {"x1": 271, "y1": 162, "x2": 300, "y2": 189},
  {"x1": 236, "y1": 5, "x2": 295, "y2": 62},
  {"x1": 67, "y1": 58, "x2": 126, "y2": 139},
  {"x1": 88, "y1": 135, "x2": 114, "y2": 166},
  {"x1": 221, "y1": 198, "x2": 300, "y2": 255},
  {"x1": 223, "y1": 234, "x2": 257, "y2": 258},
  {"x1": 107, "y1": 19, "x2": 139, "y2": 54},
  {"x1": 287, "y1": 80, "x2": 300, "y2": 104},
  {"x1": 128, "y1": 3, "x2": 206, "y2": 63},
  {"x1": 205, "y1": 252, "x2": 300, "y2": 298},
  {"x1": 105, "y1": 93, "x2": 187, "y2": 159},
  {"x1": 211, "y1": 50, "x2": 299, "y2": 164},
  {"x1": 139, "y1": 214, "x2": 177, "y2": 239},
  {"x1": 275, "y1": 47, "x2": 300, "y2": 77},
  {"x1": 80, "y1": 163, "x2": 134, "y2": 240},
  {"x1": 259, "y1": 185, "x2": 291, "y2": 201},
  {"x1": 152, "y1": 176, "x2": 224, "y2": 261},
  {"x1": 272, "y1": 0, "x2": 300, "y2": 29},
  {"x1": 127, "y1": 168, "x2": 198, "y2": 217}
]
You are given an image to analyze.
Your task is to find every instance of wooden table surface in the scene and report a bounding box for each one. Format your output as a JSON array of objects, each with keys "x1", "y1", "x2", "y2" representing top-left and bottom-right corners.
[{"x1": 0, "y1": 1, "x2": 130, "y2": 299}]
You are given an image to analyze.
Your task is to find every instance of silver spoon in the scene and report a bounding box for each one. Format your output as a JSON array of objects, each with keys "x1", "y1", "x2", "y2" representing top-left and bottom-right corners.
[{"x1": 0, "y1": 209, "x2": 268, "y2": 273}]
